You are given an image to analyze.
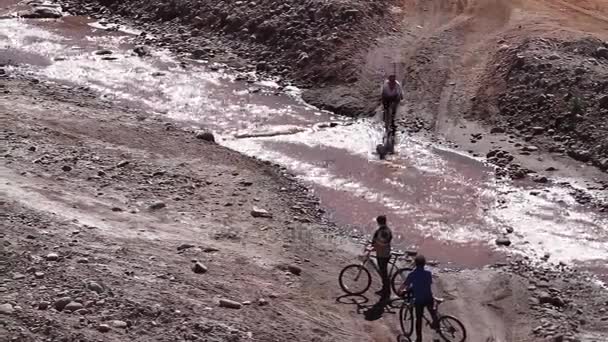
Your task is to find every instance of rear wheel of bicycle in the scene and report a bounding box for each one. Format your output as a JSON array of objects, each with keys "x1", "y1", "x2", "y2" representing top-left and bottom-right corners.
[
  {"x1": 437, "y1": 315, "x2": 467, "y2": 342},
  {"x1": 399, "y1": 304, "x2": 414, "y2": 337},
  {"x1": 390, "y1": 268, "x2": 410, "y2": 295},
  {"x1": 338, "y1": 264, "x2": 371, "y2": 295}
]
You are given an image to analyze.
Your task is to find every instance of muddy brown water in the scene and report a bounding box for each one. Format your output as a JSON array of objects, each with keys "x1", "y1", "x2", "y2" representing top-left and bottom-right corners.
[{"x1": 0, "y1": 8, "x2": 607, "y2": 279}]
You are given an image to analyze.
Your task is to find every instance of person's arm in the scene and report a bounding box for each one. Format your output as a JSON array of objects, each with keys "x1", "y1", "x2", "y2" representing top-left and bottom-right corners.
[
  {"x1": 398, "y1": 272, "x2": 412, "y2": 294},
  {"x1": 398, "y1": 82, "x2": 404, "y2": 101}
]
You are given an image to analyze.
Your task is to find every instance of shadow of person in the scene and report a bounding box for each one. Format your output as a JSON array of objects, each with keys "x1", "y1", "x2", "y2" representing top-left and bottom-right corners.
[{"x1": 363, "y1": 298, "x2": 391, "y2": 321}]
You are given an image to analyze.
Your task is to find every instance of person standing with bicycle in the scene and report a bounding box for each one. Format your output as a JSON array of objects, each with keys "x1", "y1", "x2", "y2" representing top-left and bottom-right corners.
[
  {"x1": 398, "y1": 255, "x2": 441, "y2": 342},
  {"x1": 371, "y1": 215, "x2": 393, "y2": 301}
]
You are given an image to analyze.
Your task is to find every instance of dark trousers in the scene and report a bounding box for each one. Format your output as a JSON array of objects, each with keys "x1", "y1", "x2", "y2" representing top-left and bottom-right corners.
[
  {"x1": 377, "y1": 257, "x2": 390, "y2": 298},
  {"x1": 381, "y1": 96, "x2": 399, "y2": 131},
  {"x1": 414, "y1": 300, "x2": 439, "y2": 342}
]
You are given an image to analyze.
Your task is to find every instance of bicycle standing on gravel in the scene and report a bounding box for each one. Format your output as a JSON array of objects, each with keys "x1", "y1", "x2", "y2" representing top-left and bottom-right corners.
[
  {"x1": 338, "y1": 241, "x2": 416, "y2": 297},
  {"x1": 397, "y1": 293, "x2": 467, "y2": 342}
]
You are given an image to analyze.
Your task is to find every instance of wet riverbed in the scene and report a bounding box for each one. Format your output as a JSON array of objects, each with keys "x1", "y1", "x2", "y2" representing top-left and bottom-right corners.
[{"x1": 1, "y1": 6, "x2": 607, "y2": 276}]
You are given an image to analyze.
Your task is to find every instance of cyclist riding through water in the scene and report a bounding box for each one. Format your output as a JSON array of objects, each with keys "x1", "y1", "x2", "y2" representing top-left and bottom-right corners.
[{"x1": 380, "y1": 74, "x2": 404, "y2": 133}]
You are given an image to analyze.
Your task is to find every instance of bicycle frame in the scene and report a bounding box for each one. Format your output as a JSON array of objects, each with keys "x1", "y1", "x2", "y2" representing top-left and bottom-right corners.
[{"x1": 358, "y1": 248, "x2": 405, "y2": 280}]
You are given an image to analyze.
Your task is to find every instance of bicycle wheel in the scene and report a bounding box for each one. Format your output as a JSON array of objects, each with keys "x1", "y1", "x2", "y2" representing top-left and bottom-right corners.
[
  {"x1": 399, "y1": 303, "x2": 414, "y2": 337},
  {"x1": 338, "y1": 264, "x2": 371, "y2": 295},
  {"x1": 437, "y1": 315, "x2": 467, "y2": 342},
  {"x1": 390, "y1": 268, "x2": 410, "y2": 295}
]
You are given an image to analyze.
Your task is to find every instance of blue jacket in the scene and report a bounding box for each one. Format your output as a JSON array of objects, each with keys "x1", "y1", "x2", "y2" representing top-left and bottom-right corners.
[{"x1": 405, "y1": 267, "x2": 433, "y2": 304}]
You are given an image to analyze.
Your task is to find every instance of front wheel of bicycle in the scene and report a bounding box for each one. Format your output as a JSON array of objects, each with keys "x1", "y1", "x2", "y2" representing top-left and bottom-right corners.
[
  {"x1": 390, "y1": 268, "x2": 410, "y2": 295},
  {"x1": 437, "y1": 315, "x2": 467, "y2": 342},
  {"x1": 399, "y1": 304, "x2": 414, "y2": 337},
  {"x1": 338, "y1": 264, "x2": 371, "y2": 295}
]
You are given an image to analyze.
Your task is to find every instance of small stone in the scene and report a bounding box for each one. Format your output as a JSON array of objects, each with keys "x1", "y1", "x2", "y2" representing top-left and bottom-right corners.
[
  {"x1": 34, "y1": 272, "x2": 45, "y2": 279},
  {"x1": 148, "y1": 201, "x2": 166, "y2": 210},
  {"x1": 545, "y1": 167, "x2": 557, "y2": 172},
  {"x1": 87, "y1": 282, "x2": 104, "y2": 294},
  {"x1": 38, "y1": 301, "x2": 50, "y2": 310},
  {"x1": 177, "y1": 243, "x2": 195, "y2": 251},
  {"x1": 46, "y1": 253, "x2": 59, "y2": 261},
  {"x1": 116, "y1": 160, "x2": 129, "y2": 168},
  {"x1": 111, "y1": 320, "x2": 128, "y2": 328},
  {"x1": 54, "y1": 297, "x2": 73, "y2": 311},
  {"x1": 62, "y1": 165, "x2": 72, "y2": 172},
  {"x1": 195, "y1": 131, "x2": 215, "y2": 143},
  {"x1": 77, "y1": 258, "x2": 89, "y2": 264},
  {"x1": 218, "y1": 298, "x2": 242, "y2": 309},
  {"x1": 522, "y1": 146, "x2": 539, "y2": 152},
  {"x1": 192, "y1": 262, "x2": 208, "y2": 274},
  {"x1": 13, "y1": 273, "x2": 26, "y2": 280},
  {"x1": 251, "y1": 207, "x2": 272, "y2": 218},
  {"x1": 111, "y1": 207, "x2": 123, "y2": 212},
  {"x1": 133, "y1": 45, "x2": 151, "y2": 57},
  {"x1": 64, "y1": 302, "x2": 84, "y2": 312},
  {"x1": 506, "y1": 227, "x2": 514, "y2": 234},
  {"x1": 490, "y1": 127, "x2": 505, "y2": 134},
  {"x1": 28, "y1": 146, "x2": 37, "y2": 152},
  {"x1": 533, "y1": 175, "x2": 549, "y2": 183},
  {"x1": 0, "y1": 303, "x2": 14, "y2": 315},
  {"x1": 258, "y1": 298, "x2": 269, "y2": 306},
  {"x1": 95, "y1": 50, "x2": 113, "y2": 55},
  {"x1": 495, "y1": 237, "x2": 511, "y2": 247},
  {"x1": 532, "y1": 127, "x2": 545, "y2": 135},
  {"x1": 287, "y1": 265, "x2": 302, "y2": 276},
  {"x1": 242, "y1": 301, "x2": 252, "y2": 305},
  {"x1": 98, "y1": 324, "x2": 111, "y2": 333}
]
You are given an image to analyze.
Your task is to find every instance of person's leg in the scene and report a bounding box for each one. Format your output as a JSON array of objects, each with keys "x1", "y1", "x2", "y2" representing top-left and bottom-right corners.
[
  {"x1": 377, "y1": 257, "x2": 390, "y2": 298},
  {"x1": 414, "y1": 304, "x2": 424, "y2": 342},
  {"x1": 426, "y1": 300, "x2": 440, "y2": 331}
]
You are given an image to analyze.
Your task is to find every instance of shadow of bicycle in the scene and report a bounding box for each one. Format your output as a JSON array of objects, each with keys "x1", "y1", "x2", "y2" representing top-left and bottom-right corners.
[{"x1": 336, "y1": 294, "x2": 406, "y2": 320}]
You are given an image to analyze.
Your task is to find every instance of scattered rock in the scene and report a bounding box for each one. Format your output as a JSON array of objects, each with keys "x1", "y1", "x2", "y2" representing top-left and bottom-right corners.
[
  {"x1": 62, "y1": 165, "x2": 72, "y2": 172},
  {"x1": 251, "y1": 207, "x2": 273, "y2": 218},
  {"x1": 218, "y1": 298, "x2": 242, "y2": 309},
  {"x1": 38, "y1": 301, "x2": 50, "y2": 310},
  {"x1": 495, "y1": 237, "x2": 512, "y2": 247},
  {"x1": 277, "y1": 263, "x2": 302, "y2": 276},
  {"x1": 599, "y1": 95, "x2": 608, "y2": 109},
  {"x1": 522, "y1": 146, "x2": 539, "y2": 152},
  {"x1": 13, "y1": 273, "x2": 26, "y2": 280},
  {"x1": 133, "y1": 45, "x2": 151, "y2": 57},
  {"x1": 95, "y1": 50, "x2": 113, "y2": 56},
  {"x1": 34, "y1": 272, "x2": 45, "y2": 279},
  {"x1": 258, "y1": 298, "x2": 269, "y2": 306},
  {"x1": 87, "y1": 281, "x2": 104, "y2": 294},
  {"x1": 195, "y1": 130, "x2": 216, "y2": 143},
  {"x1": 98, "y1": 324, "x2": 111, "y2": 333},
  {"x1": 54, "y1": 297, "x2": 73, "y2": 311},
  {"x1": 46, "y1": 253, "x2": 59, "y2": 261},
  {"x1": 192, "y1": 261, "x2": 208, "y2": 274},
  {"x1": 177, "y1": 243, "x2": 195, "y2": 251},
  {"x1": 490, "y1": 127, "x2": 505, "y2": 134},
  {"x1": 0, "y1": 303, "x2": 14, "y2": 315},
  {"x1": 63, "y1": 302, "x2": 84, "y2": 312},
  {"x1": 111, "y1": 320, "x2": 128, "y2": 328},
  {"x1": 533, "y1": 175, "x2": 549, "y2": 184},
  {"x1": 116, "y1": 160, "x2": 130, "y2": 168},
  {"x1": 77, "y1": 257, "x2": 89, "y2": 264},
  {"x1": 148, "y1": 201, "x2": 166, "y2": 210}
]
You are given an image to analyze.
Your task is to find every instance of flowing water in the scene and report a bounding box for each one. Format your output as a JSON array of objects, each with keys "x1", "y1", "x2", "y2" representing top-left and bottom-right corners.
[{"x1": 1, "y1": 5, "x2": 607, "y2": 279}]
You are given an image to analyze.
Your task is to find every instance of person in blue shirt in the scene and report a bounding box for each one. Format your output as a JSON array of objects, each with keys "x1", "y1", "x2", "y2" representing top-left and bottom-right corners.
[{"x1": 398, "y1": 255, "x2": 440, "y2": 342}]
